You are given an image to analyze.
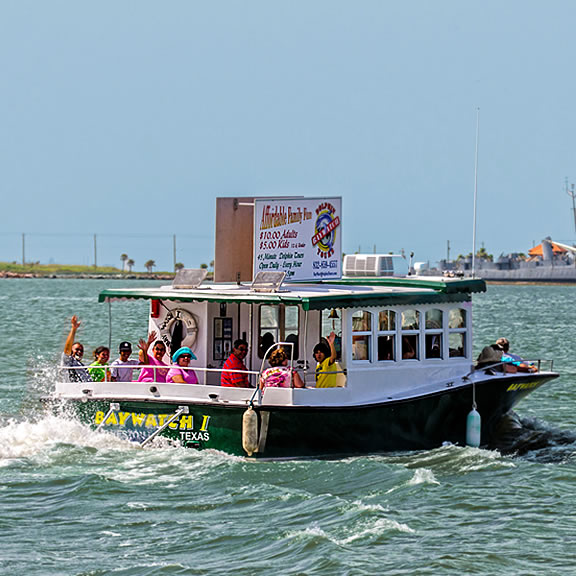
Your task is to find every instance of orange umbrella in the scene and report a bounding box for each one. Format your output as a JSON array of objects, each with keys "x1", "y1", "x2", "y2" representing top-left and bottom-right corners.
[{"x1": 528, "y1": 242, "x2": 567, "y2": 256}]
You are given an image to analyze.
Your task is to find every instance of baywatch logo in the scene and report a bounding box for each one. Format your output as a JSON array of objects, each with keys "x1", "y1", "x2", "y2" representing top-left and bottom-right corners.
[{"x1": 311, "y1": 202, "x2": 340, "y2": 258}]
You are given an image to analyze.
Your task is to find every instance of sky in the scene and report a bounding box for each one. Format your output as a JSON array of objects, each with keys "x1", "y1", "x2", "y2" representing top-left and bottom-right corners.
[{"x1": 2, "y1": 0, "x2": 576, "y2": 271}]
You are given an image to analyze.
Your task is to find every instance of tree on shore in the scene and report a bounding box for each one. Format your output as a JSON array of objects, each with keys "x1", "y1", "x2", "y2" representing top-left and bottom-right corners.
[
  {"x1": 200, "y1": 263, "x2": 208, "y2": 270},
  {"x1": 120, "y1": 253, "x2": 128, "y2": 272},
  {"x1": 127, "y1": 259, "x2": 135, "y2": 272},
  {"x1": 476, "y1": 247, "x2": 493, "y2": 262},
  {"x1": 144, "y1": 260, "x2": 156, "y2": 273}
]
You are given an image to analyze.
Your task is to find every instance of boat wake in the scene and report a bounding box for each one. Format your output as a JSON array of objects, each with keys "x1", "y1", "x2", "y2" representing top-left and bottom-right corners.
[
  {"x1": 0, "y1": 414, "x2": 134, "y2": 461},
  {"x1": 490, "y1": 410, "x2": 576, "y2": 462}
]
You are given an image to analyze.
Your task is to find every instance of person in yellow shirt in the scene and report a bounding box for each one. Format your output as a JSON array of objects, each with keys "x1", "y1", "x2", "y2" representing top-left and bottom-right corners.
[{"x1": 314, "y1": 331, "x2": 338, "y2": 388}]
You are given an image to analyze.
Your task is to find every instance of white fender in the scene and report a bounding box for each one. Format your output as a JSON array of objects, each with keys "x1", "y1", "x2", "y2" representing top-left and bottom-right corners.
[
  {"x1": 466, "y1": 408, "x2": 481, "y2": 447},
  {"x1": 242, "y1": 407, "x2": 259, "y2": 456}
]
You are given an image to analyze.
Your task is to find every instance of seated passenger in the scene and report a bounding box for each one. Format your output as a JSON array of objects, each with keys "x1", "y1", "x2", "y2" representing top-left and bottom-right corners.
[
  {"x1": 476, "y1": 342, "x2": 504, "y2": 369},
  {"x1": 221, "y1": 339, "x2": 251, "y2": 388},
  {"x1": 497, "y1": 337, "x2": 537, "y2": 373},
  {"x1": 88, "y1": 346, "x2": 111, "y2": 382},
  {"x1": 314, "y1": 332, "x2": 338, "y2": 388},
  {"x1": 167, "y1": 347, "x2": 199, "y2": 384},
  {"x1": 260, "y1": 347, "x2": 304, "y2": 389},
  {"x1": 137, "y1": 334, "x2": 170, "y2": 383}
]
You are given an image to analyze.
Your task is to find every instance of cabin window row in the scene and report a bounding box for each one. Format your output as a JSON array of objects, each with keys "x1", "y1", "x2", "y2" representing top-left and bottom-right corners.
[{"x1": 350, "y1": 307, "x2": 467, "y2": 362}]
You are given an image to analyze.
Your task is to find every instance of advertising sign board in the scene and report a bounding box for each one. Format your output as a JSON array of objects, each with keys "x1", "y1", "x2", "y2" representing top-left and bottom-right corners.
[{"x1": 253, "y1": 197, "x2": 342, "y2": 281}]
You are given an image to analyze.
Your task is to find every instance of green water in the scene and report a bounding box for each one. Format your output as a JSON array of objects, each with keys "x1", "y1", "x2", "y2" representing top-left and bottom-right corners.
[{"x1": 0, "y1": 279, "x2": 575, "y2": 575}]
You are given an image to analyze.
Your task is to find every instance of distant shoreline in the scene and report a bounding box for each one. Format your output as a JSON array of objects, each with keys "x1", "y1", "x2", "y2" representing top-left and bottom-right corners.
[{"x1": 0, "y1": 271, "x2": 175, "y2": 280}]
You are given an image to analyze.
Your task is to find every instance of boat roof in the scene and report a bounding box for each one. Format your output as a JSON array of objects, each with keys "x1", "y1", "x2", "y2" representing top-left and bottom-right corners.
[{"x1": 99, "y1": 276, "x2": 485, "y2": 311}]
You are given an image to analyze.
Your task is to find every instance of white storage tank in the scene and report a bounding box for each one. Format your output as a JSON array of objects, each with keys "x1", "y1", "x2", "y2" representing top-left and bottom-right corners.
[{"x1": 343, "y1": 254, "x2": 409, "y2": 277}]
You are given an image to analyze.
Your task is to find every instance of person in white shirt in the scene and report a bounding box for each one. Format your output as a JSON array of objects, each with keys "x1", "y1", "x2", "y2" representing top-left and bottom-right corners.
[{"x1": 110, "y1": 341, "x2": 143, "y2": 382}]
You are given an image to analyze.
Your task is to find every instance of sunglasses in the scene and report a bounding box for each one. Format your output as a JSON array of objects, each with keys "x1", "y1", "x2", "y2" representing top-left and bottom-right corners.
[{"x1": 180, "y1": 354, "x2": 192, "y2": 360}]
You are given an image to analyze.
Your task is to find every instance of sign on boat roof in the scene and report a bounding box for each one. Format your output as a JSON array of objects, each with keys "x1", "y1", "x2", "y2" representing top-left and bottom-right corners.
[{"x1": 254, "y1": 197, "x2": 342, "y2": 282}]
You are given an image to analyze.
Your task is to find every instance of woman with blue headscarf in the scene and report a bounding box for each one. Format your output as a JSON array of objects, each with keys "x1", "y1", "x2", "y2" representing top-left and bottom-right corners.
[{"x1": 167, "y1": 347, "x2": 199, "y2": 384}]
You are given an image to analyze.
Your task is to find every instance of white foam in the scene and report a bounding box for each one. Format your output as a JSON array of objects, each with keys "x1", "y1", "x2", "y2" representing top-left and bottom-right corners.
[
  {"x1": 0, "y1": 414, "x2": 133, "y2": 460},
  {"x1": 350, "y1": 500, "x2": 390, "y2": 513},
  {"x1": 291, "y1": 517, "x2": 415, "y2": 545},
  {"x1": 407, "y1": 467, "x2": 440, "y2": 486}
]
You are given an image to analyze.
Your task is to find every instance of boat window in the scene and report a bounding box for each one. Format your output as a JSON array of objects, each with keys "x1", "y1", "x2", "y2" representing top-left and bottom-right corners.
[
  {"x1": 378, "y1": 310, "x2": 396, "y2": 361},
  {"x1": 449, "y1": 308, "x2": 467, "y2": 329},
  {"x1": 378, "y1": 335, "x2": 395, "y2": 361},
  {"x1": 401, "y1": 309, "x2": 420, "y2": 330},
  {"x1": 284, "y1": 306, "x2": 299, "y2": 359},
  {"x1": 425, "y1": 309, "x2": 442, "y2": 330},
  {"x1": 401, "y1": 335, "x2": 418, "y2": 360},
  {"x1": 425, "y1": 309, "x2": 443, "y2": 359},
  {"x1": 448, "y1": 307, "x2": 467, "y2": 358},
  {"x1": 352, "y1": 335, "x2": 371, "y2": 361},
  {"x1": 258, "y1": 305, "x2": 300, "y2": 359},
  {"x1": 379, "y1": 310, "x2": 395, "y2": 331},
  {"x1": 401, "y1": 309, "x2": 419, "y2": 359},
  {"x1": 352, "y1": 310, "x2": 371, "y2": 331},
  {"x1": 352, "y1": 310, "x2": 371, "y2": 361},
  {"x1": 449, "y1": 333, "x2": 466, "y2": 357}
]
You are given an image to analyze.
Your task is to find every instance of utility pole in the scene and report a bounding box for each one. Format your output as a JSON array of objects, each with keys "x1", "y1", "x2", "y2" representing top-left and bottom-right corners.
[
  {"x1": 447, "y1": 240, "x2": 451, "y2": 263},
  {"x1": 566, "y1": 178, "x2": 576, "y2": 236},
  {"x1": 173, "y1": 234, "x2": 177, "y2": 271},
  {"x1": 22, "y1": 233, "x2": 25, "y2": 266},
  {"x1": 93, "y1": 234, "x2": 97, "y2": 269}
]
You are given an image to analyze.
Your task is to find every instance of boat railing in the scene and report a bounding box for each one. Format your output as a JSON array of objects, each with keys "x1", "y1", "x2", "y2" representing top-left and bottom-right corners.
[
  {"x1": 59, "y1": 358, "x2": 348, "y2": 388},
  {"x1": 59, "y1": 363, "x2": 261, "y2": 385}
]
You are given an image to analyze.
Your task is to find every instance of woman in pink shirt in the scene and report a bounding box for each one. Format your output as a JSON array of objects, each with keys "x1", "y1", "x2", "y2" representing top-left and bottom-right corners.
[
  {"x1": 137, "y1": 336, "x2": 169, "y2": 383},
  {"x1": 260, "y1": 347, "x2": 304, "y2": 389},
  {"x1": 167, "y1": 347, "x2": 199, "y2": 384}
]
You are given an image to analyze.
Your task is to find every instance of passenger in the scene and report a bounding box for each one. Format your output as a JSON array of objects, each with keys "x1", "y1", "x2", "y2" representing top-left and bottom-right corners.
[
  {"x1": 314, "y1": 331, "x2": 338, "y2": 388},
  {"x1": 88, "y1": 346, "x2": 111, "y2": 382},
  {"x1": 260, "y1": 347, "x2": 305, "y2": 389},
  {"x1": 476, "y1": 341, "x2": 504, "y2": 369},
  {"x1": 402, "y1": 336, "x2": 417, "y2": 359},
  {"x1": 110, "y1": 339, "x2": 149, "y2": 382},
  {"x1": 258, "y1": 332, "x2": 275, "y2": 359},
  {"x1": 137, "y1": 335, "x2": 170, "y2": 383},
  {"x1": 497, "y1": 338, "x2": 538, "y2": 373},
  {"x1": 221, "y1": 339, "x2": 251, "y2": 388},
  {"x1": 167, "y1": 347, "x2": 199, "y2": 384},
  {"x1": 62, "y1": 315, "x2": 92, "y2": 382}
]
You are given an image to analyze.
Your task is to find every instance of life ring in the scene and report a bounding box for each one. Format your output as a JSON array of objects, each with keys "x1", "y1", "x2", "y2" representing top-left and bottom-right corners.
[{"x1": 158, "y1": 308, "x2": 198, "y2": 350}]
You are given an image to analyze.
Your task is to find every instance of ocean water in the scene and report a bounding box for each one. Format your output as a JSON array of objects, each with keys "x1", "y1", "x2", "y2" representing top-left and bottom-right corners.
[{"x1": 0, "y1": 279, "x2": 575, "y2": 575}]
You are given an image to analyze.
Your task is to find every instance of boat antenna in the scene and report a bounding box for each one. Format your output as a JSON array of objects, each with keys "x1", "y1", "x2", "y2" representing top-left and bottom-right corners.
[{"x1": 471, "y1": 108, "x2": 480, "y2": 278}]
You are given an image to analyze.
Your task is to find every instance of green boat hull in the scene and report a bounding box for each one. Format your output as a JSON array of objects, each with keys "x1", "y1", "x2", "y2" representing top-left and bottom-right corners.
[{"x1": 56, "y1": 372, "x2": 557, "y2": 458}]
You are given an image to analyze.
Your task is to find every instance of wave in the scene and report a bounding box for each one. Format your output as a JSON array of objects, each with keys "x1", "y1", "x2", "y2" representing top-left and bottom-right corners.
[{"x1": 489, "y1": 410, "x2": 576, "y2": 462}]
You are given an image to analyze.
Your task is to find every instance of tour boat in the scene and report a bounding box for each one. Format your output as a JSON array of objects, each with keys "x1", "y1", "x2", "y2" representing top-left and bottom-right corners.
[{"x1": 52, "y1": 270, "x2": 558, "y2": 458}]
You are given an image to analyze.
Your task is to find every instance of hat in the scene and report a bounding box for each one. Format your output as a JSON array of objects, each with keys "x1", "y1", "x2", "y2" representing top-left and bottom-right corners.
[
  {"x1": 172, "y1": 346, "x2": 197, "y2": 363},
  {"x1": 119, "y1": 341, "x2": 132, "y2": 352}
]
